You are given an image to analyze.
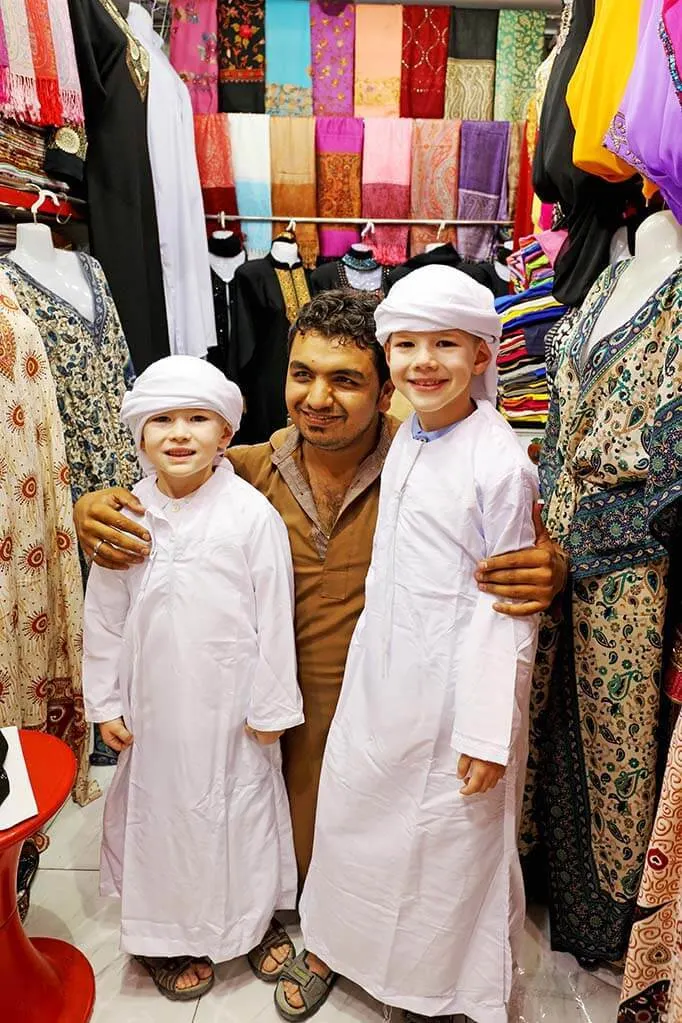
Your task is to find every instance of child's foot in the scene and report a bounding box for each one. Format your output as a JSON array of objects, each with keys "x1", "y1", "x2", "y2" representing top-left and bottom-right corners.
[
  {"x1": 248, "y1": 919, "x2": 296, "y2": 981},
  {"x1": 275, "y1": 950, "x2": 337, "y2": 1019},
  {"x1": 134, "y1": 955, "x2": 214, "y2": 1001}
]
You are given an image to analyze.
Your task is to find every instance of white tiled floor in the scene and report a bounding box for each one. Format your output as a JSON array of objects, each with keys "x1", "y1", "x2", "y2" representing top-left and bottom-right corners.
[{"x1": 25, "y1": 768, "x2": 622, "y2": 1023}]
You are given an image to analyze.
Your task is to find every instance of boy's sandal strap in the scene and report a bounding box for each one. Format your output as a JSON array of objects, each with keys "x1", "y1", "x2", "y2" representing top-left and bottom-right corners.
[
  {"x1": 275, "y1": 953, "x2": 337, "y2": 1020},
  {"x1": 248, "y1": 920, "x2": 295, "y2": 981},
  {"x1": 134, "y1": 955, "x2": 215, "y2": 1002}
]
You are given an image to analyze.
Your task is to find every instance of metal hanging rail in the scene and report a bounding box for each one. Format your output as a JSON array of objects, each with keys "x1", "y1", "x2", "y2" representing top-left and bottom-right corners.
[{"x1": 205, "y1": 213, "x2": 513, "y2": 227}]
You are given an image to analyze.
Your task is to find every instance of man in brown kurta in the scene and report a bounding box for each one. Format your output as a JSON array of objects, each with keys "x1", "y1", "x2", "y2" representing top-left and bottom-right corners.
[{"x1": 74, "y1": 291, "x2": 563, "y2": 888}]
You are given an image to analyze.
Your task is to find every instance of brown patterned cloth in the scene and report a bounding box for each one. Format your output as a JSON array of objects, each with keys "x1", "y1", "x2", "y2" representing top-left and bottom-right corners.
[
  {"x1": 444, "y1": 8, "x2": 498, "y2": 121},
  {"x1": 618, "y1": 705, "x2": 682, "y2": 1022},
  {"x1": 270, "y1": 117, "x2": 319, "y2": 267},
  {"x1": 506, "y1": 120, "x2": 526, "y2": 221},
  {"x1": 0, "y1": 270, "x2": 96, "y2": 806},
  {"x1": 315, "y1": 116, "x2": 363, "y2": 258},
  {"x1": 217, "y1": 0, "x2": 265, "y2": 113},
  {"x1": 409, "y1": 118, "x2": 460, "y2": 256}
]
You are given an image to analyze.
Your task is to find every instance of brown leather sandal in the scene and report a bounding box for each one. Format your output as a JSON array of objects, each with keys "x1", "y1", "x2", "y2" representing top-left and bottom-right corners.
[
  {"x1": 134, "y1": 955, "x2": 214, "y2": 1001},
  {"x1": 248, "y1": 919, "x2": 296, "y2": 982}
]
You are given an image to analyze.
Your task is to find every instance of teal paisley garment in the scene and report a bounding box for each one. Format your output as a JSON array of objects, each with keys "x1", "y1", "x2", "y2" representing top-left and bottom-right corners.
[
  {"x1": 493, "y1": 10, "x2": 546, "y2": 122},
  {"x1": 521, "y1": 261, "x2": 682, "y2": 963},
  {"x1": 0, "y1": 254, "x2": 138, "y2": 508}
]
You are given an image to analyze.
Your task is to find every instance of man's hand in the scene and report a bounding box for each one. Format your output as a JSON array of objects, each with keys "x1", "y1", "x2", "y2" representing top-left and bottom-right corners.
[
  {"x1": 74, "y1": 488, "x2": 151, "y2": 570},
  {"x1": 457, "y1": 754, "x2": 505, "y2": 796},
  {"x1": 99, "y1": 717, "x2": 134, "y2": 752},
  {"x1": 245, "y1": 724, "x2": 284, "y2": 746},
  {"x1": 475, "y1": 503, "x2": 568, "y2": 617}
]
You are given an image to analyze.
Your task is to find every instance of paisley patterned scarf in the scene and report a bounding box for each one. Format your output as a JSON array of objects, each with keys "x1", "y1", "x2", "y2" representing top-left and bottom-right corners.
[
  {"x1": 409, "y1": 119, "x2": 461, "y2": 256},
  {"x1": 316, "y1": 116, "x2": 363, "y2": 257}
]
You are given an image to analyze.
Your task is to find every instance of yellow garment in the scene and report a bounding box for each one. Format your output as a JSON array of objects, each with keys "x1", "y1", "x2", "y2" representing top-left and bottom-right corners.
[{"x1": 566, "y1": 0, "x2": 642, "y2": 182}]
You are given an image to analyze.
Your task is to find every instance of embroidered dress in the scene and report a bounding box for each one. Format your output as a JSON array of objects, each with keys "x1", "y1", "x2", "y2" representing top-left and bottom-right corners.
[
  {"x1": 619, "y1": 703, "x2": 682, "y2": 1022},
  {"x1": 310, "y1": 0, "x2": 355, "y2": 117},
  {"x1": 522, "y1": 261, "x2": 682, "y2": 963},
  {"x1": 0, "y1": 269, "x2": 94, "y2": 806},
  {"x1": 0, "y1": 255, "x2": 138, "y2": 507}
]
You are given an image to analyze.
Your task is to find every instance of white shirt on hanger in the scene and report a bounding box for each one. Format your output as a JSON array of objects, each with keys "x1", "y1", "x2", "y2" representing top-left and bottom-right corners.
[{"x1": 127, "y1": 3, "x2": 216, "y2": 359}]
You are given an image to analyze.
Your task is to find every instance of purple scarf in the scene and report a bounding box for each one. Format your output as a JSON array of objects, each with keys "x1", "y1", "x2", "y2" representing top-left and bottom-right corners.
[
  {"x1": 311, "y1": 0, "x2": 355, "y2": 116},
  {"x1": 456, "y1": 120, "x2": 510, "y2": 261}
]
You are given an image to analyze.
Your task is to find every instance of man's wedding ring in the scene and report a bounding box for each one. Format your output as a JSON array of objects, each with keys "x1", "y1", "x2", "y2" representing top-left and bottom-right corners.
[{"x1": 93, "y1": 539, "x2": 105, "y2": 559}]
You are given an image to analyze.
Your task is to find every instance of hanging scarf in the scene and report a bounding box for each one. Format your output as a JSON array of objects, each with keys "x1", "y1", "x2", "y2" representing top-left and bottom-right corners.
[
  {"x1": 47, "y1": 0, "x2": 84, "y2": 124},
  {"x1": 170, "y1": 0, "x2": 218, "y2": 114},
  {"x1": 217, "y1": 0, "x2": 265, "y2": 114},
  {"x1": 228, "y1": 112, "x2": 272, "y2": 258},
  {"x1": 25, "y1": 0, "x2": 62, "y2": 125},
  {"x1": 362, "y1": 117, "x2": 413, "y2": 266},
  {"x1": 0, "y1": 0, "x2": 40, "y2": 122},
  {"x1": 493, "y1": 10, "x2": 546, "y2": 122},
  {"x1": 400, "y1": 6, "x2": 449, "y2": 119},
  {"x1": 270, "y1": 116, "x2": 318, "y2": 267},
  {"x1": 354, "y1": 4, "x2": 402, "y2": 118},
  {"x1": 457, "y1": 120, "x2": 510, "y2": 262},
  {"x1": 0, "y1": 9, "x2": 9, "y2": 106},
  {"x1": 311, "y1": 0, "x2": 355, "y2": 117},
  {"x1": 506, "y1": 120, "x2": 525, "y2": 222},
  {"x1": 445, "y1": 9, "x2": 498, "y2": 121},
  {"x1": 265, "y1": 0, "x2": 312, "y2": 116},
  {"x1": 316, "y1": 116, "x2": 363, "y2": 258},
  {"x1": 193, "y1": 114, "x2": 239, "y2": 230},
  {"x1": 662, "y1": 0, "x2": 682, "y2": 107},
  {"x1": 409, "y1": 119, "x2": 461, "y2": 256}
]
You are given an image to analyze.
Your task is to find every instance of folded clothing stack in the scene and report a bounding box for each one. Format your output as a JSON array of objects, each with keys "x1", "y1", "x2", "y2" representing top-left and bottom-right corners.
[{"x1": 495, "y1": 278, "x2": 567, "y2": 427}]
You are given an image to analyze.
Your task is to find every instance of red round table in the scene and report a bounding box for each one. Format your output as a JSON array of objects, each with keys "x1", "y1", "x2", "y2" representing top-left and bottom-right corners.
[{"x1": 0, "y1": 730, "x2": 95, "y2": 1022}]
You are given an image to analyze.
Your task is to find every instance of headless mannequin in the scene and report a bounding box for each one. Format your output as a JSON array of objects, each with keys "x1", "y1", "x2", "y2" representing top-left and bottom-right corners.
[
  {"x1": 208, "y1": 230, "x2": 245, "y2": 284},
  {"x1": 271, "y1": 238, "x2": 300, "y2": 267},
  {"x1": 9, "y1": 223, "x2": 95, "y2": 322},
  {"x1": 609, "y1": 226, "x2": 632, "y2": 266},
  {"x1": 588, "y1": 210, "x2": 682, "y2": 350},
  {"x1": 342, "y1": 243, "x2": 382, "y2": 290}
]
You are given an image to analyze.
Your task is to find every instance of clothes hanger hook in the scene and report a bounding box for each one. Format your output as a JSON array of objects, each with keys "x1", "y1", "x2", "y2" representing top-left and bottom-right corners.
[
  {"x1": 30, "y1": 189, "x2": 60, "y2": 223},
  {"x1": 286, "y1": 219, "x2": 296, "y2": 233},
  {"x1": 437, "y1": 221, "x2": 446, "y2": 240},
  {"x1": 219, "y1": 211, "x2": 226, "y2": 231},
  {"x1": 361, "y1": 221, "x2": 375, "y2": 239}
]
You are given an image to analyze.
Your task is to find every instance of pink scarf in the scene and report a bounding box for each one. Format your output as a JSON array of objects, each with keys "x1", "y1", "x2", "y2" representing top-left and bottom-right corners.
[
  {"x1": 362, "y1": 118, "x2": 413, "y2": 265},
  {"x1": 170, "y1": 0, "x2": 219, "y2": 115}
]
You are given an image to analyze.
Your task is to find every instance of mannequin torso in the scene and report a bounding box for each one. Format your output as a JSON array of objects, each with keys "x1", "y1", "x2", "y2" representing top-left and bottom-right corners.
[
  {"x1": 9, "y1": 224, "x2": 95, "y2": 322},
  {"x1": 587, "y1": 211, "x2": 682, "y2": 351}
]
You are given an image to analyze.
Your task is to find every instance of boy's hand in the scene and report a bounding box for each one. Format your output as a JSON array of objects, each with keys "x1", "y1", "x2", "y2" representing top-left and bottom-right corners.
[
  {"x1": 457, "y1": 754, "x2": 505, "y2": 796},
  {"x1": 244, "y1": 724, "x2": 284, "y2": 746},
  {"x1": 100, "y1": 717, "x2": 134, "y2": 752}
]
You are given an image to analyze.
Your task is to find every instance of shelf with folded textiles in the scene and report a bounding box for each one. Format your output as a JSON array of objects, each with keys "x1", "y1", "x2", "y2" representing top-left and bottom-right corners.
[{"x1": 0, "y1": 183, "x2": 86, "y2": 223}]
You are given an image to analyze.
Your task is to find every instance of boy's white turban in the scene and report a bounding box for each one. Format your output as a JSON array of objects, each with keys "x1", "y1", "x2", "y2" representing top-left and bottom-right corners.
[
  {"x1": 121, "y1": 355, "x2": 243, "y2": 475},
  {"x1": 374, "y1": 265, "x2": 501, "y2": 404}
]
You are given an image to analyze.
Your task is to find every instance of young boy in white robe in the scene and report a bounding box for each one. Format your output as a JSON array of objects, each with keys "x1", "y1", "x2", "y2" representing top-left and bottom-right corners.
[
  {"x1": 292, "y1": 267, "x2": 539, "y2": 1023},
  {"x1": 83, "y1": 356, "x2": 303, "y2": 1002}
]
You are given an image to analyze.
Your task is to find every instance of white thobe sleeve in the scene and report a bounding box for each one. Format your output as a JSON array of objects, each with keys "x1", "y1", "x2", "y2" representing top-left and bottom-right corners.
[
  {"x1": 245, "y1": 508, "x2": 304, "y2": 733},
  {"x1": 82, "y1": 565, "x2": 131, "y2": 724},
  {"x1": 452, "y1": 468, "x2": 539, "y2": 766}
]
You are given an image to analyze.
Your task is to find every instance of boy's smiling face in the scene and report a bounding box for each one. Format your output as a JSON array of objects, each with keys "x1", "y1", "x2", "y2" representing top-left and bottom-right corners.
[{"x1": 385, "y1": 328, "x2": 491, "y2": 432}]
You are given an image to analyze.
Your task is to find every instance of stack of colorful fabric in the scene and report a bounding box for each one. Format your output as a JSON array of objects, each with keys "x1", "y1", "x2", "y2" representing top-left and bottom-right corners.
[
  {"x1": 495, "y1": 279, "x2": 568, "y2": 427},
  {"x1": 508, "y1": 235, "x2": 553, "y2": 292},
  {"x1": 0, "y1": 117, "x2": 70, "y2": 192}
]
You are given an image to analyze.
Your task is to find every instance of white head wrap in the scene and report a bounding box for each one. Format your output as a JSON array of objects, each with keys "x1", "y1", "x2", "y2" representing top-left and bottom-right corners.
[
  {"x1": 120, "y1": 355, "x2": 243, "y2": 475},
  {"x1": 374, "y1": 265, "x2": 502, "y2": 404}
]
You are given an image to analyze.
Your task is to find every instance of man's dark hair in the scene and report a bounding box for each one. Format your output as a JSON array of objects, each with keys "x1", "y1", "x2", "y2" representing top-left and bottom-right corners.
[{"x1": 288, "y1": 289, "x2": 390, "y2": 387}]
